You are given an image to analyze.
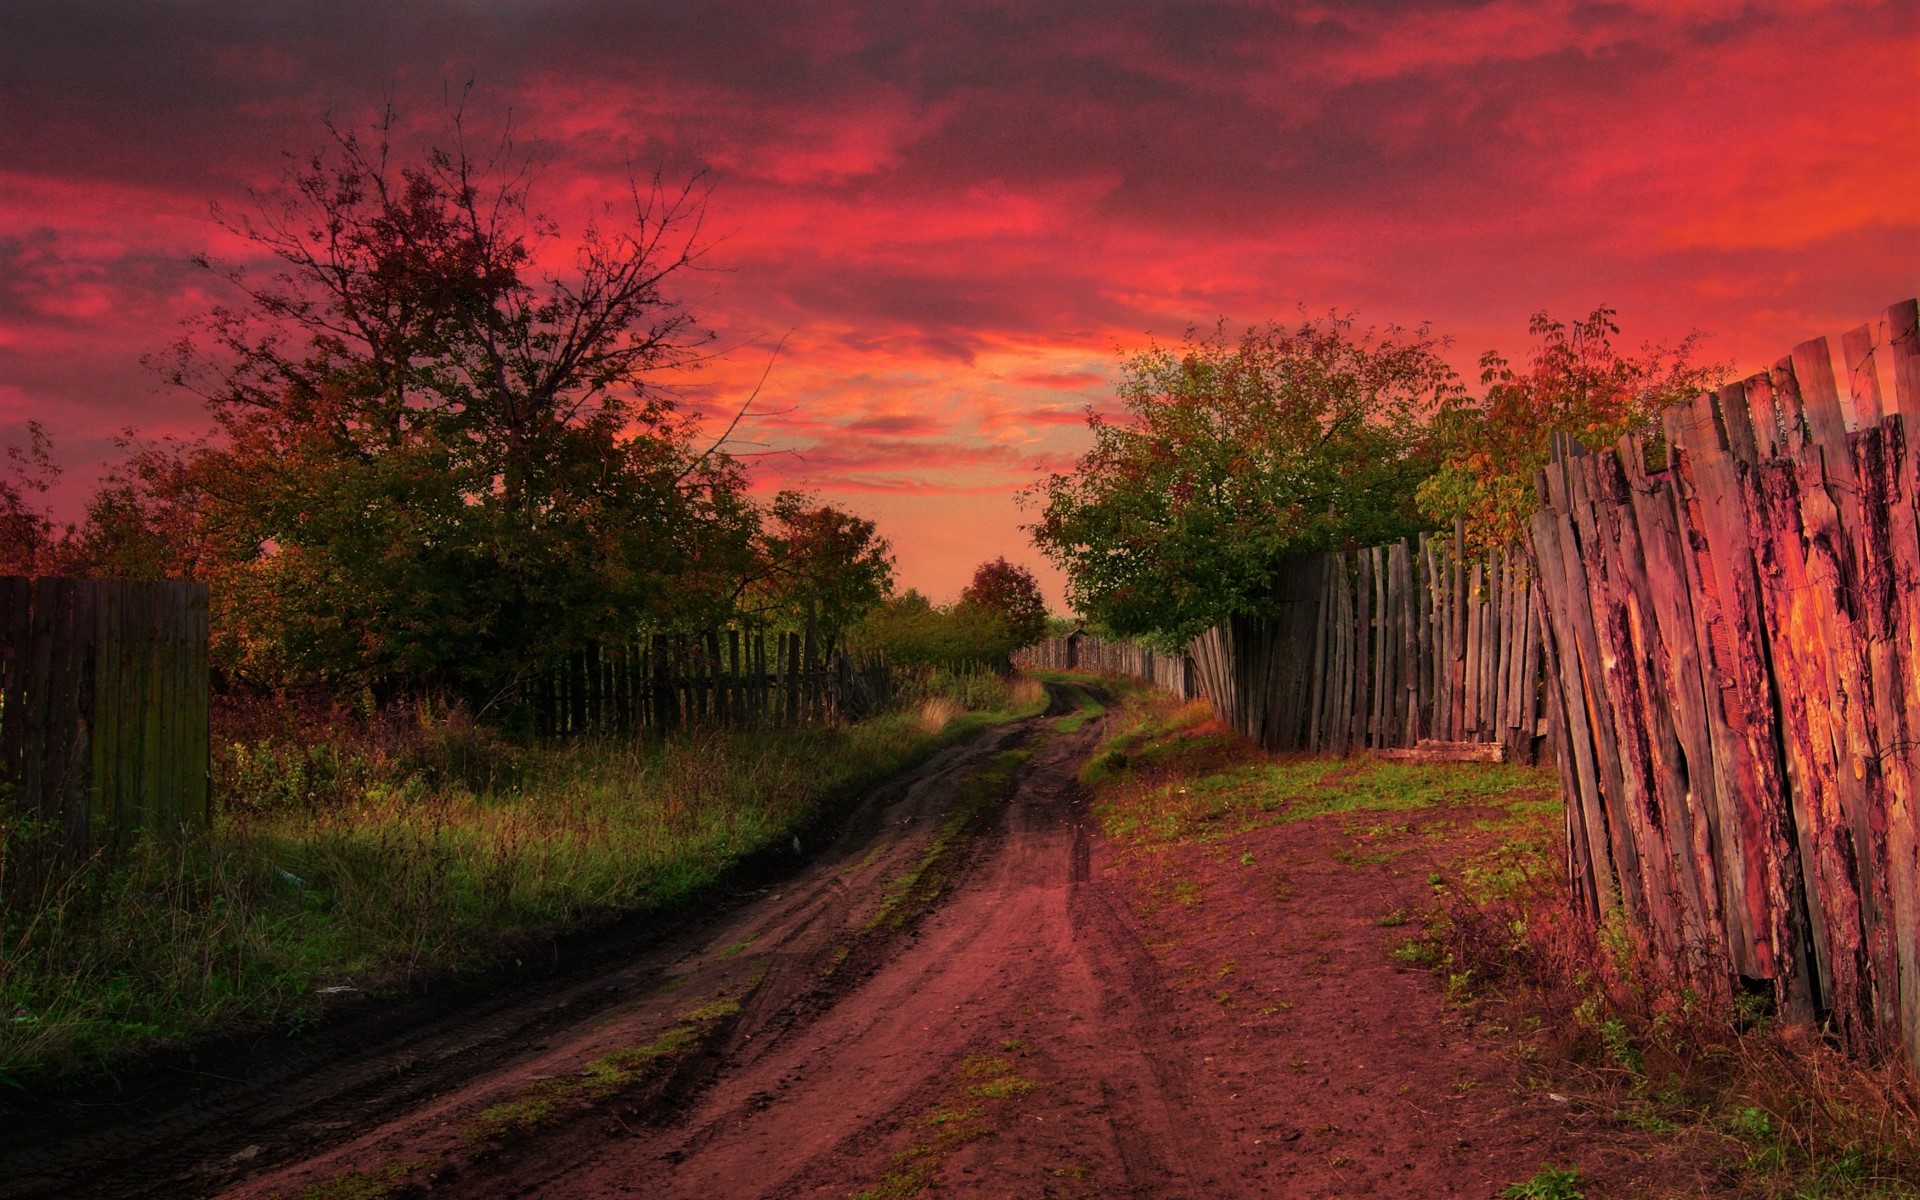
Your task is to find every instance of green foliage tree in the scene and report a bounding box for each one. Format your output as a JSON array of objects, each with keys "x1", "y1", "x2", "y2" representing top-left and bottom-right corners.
[
  {"x1": 850, "y1": 589, "x2": 1019, "y2": 670},
  {"x1": 742, "y1": 490, "x2": 894, "y2": 652},
  {"x1": 959, "y1": 557, "x2": 1048, "y2": 648},
  {"x1": 1417, "y1": 307, "x2": 1722, "y2": 551},
  {"x1": 1023, "y1": 316, "x2": 1461, "y2": 645},
  {"x1": 154, "y1": 106, "x2": 758, "y2": 697}
]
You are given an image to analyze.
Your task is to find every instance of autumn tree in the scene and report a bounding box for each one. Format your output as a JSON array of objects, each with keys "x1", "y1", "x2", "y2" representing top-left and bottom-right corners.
[
  {"x1": 959, "y1": 557, "x2": 1047, "y2": 648},
  {"x1": 1416, "y1": 307, "x2": 1722, "y2": 550},
  {"x1": 1023, "y1": 316, "x2": 1460, "y2": 645},
  {"x1": 160, "y1": 104, "x2": 757, "y2": 697}
]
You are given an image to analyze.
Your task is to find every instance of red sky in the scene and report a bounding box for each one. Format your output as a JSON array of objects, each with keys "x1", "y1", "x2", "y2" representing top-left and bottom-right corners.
[{"x1": 2, "y1": 1, "x2": 1916, "y2": 607}]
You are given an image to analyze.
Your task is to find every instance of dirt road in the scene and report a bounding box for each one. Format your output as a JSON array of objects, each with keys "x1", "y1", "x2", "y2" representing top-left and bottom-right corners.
[{"x1": 7, "y1": 688, "x2": 1653, "y2": 1199}]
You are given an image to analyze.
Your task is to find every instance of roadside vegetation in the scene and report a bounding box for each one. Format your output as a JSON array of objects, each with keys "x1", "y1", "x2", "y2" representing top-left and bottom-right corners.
[
  {"x1": 1077, "y1": 678, "x2": 1920, "y2": 1199},
  {"x1": 0, "y1": 671, "x2": 1046, "y2": 1084}
]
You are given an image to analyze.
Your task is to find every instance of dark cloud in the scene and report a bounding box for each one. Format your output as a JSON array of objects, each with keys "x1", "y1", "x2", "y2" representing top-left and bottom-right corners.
[{"x1": 0, "y1": 0, "x2": 1914, "y2": 604}]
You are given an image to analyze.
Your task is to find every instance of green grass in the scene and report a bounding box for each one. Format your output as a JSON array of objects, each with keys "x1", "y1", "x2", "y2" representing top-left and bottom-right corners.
[
  {"x1": 0, "y1": 682, "x2": 1043, "y2": 1083},
  {"x1": 1500, "y1": 1165, "x2": 1586, "y2": 1199},
  {"x1": 1052, "y1": 685, "x2": 1107, "y2": 733},
  {"x1": 1091, "y1": 746, "x2": 1551, "y2": 850}
]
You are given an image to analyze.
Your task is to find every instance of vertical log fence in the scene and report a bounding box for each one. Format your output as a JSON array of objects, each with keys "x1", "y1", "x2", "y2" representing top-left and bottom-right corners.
[
  {"x1": 1016, "y1": 532, "x2": 1543, "y2": 760},
  {"x1": 1529, "y1": 297, "x2": 1920, "y2": 1069},
  {"x1": 1186, "y1": 532, "x2": 1542, "y2": 760},
  {"x1": 1013, "y1": 632, "x2": 1195, "y2": 698}
]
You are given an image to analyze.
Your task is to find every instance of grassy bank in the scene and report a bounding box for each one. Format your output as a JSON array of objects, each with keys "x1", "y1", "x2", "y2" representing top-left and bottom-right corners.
[
  {"x1": 1080, "y1": 682, "x2": 1920, "y2": 1199},
  {"x1": 0, "y1": 672, "x2": 1045, "y2": 1084}
]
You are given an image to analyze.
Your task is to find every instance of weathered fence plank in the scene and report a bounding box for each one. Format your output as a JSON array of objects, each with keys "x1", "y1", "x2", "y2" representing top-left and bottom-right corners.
[
  {"x1": 1532, "y1": 297, "x2": 1920, "y2": 1069},
  {"x1": 0, "y1": 578, "x2": 209, "y2": 852}
]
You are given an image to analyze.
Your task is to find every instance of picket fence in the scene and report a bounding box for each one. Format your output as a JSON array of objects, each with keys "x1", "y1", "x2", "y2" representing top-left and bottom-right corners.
[{"x1": 1530, "y1": 298, "x2": 1920, "y2": 1069}]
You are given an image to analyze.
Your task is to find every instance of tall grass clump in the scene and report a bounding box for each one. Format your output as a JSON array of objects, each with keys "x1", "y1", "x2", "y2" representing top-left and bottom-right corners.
[{"x1": 0, "y1": 682, "x2": 1038, "y2": 1085}]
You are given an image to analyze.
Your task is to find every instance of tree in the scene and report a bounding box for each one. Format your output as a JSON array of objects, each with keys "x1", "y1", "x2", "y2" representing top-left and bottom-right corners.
[
  {"x1": 959, "y1": 557, "x2": 1047, "y2": 648},
  {"x1": 1416, "y1": 307, "x2": 1723, "y2": 551},
  {"x1": 743, "y1": 490, "x2": 894, "y2": 652},
  {"x1": 1023, "y1": 316, "x2": 1461, "y2": 645},
  {"x1": 849, "y1": 589, "x2": 1019, "y2": 671},
  {"x1": 156, "y1": 104, "x2": 756, "y2": 697},
  {"x1": 0, "y1": 423, "x2": 67, "y2": 576}
]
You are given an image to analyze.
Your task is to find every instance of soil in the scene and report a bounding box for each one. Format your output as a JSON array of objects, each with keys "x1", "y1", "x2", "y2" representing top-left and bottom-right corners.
[{"x1": 2, "y1": 687, "x2": 1702, "y2": 1199}]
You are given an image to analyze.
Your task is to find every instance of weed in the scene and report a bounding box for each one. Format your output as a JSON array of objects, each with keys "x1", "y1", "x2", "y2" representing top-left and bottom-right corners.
[{"x1": 1500, "y1": 1165, "x2": 1586, "y2": 1199}]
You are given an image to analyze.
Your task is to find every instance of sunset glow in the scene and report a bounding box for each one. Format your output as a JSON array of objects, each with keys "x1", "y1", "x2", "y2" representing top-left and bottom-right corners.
[{"x1": 3, "y1": 0, "x2": 1916, "y2": 606}]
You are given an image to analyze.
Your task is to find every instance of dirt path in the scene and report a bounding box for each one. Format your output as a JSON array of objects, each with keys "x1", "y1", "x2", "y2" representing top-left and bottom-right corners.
[{"x1": 7, "y1": 691, "x2": 1662, "y2": 1199}]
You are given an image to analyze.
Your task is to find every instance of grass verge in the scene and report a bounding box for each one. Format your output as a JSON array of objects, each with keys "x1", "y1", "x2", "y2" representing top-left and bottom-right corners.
[{"x1": 0, "y1": 675, "x2": 1047, "y2": 1084}]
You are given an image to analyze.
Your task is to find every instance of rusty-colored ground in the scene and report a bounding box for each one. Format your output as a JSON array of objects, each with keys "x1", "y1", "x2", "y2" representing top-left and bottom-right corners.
[{"x1": 7, "y1": 687, "x2": 1706, "y2": 1198}]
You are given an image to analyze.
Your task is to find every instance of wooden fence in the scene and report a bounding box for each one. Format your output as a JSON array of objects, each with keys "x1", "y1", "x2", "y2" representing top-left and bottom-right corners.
[
  {"x1": 1186, "y1": 533, "x2": 1543, "y2": 759},
  {"x1": 0, "y1": 577, "x2": 210, "y2": 854},
  {"x1": 530, "y1": 629, "x2": 892, "y2": 736},
  {"x1": 1015, "y1": 533, "x2": 1543, "y2": 759},
  {"x1": 1014, "y1": 632, "x2": 1195, "y2": 699},
  {"x1": 1530, "y1": 298, "x2": 1920, "y2": 1068}
]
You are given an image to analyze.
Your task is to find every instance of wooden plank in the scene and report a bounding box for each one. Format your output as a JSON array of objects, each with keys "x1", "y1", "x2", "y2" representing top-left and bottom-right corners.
[
  {"x1": 1791, "y1": 338, "x2": 1852, "y2": 469},
  {"x1": 1306, "y1": 557, "x2": 1331, "y2": 752},
  {"x1": 21, "y1": 578, "x2": 57, "y2": 830},
  {"x1": 1443, "y1": 518, "x2": 1459, "y2": 733},
  {"x1": 1463, "y1": 558, "x2": 1483, "y2": 737},
  {"x1": 1530, "y1": 507, "x2": 1619, "y2": 916},
  {"x1": 1842, "y1": 323, "x2": 1885, "y2": 427},
  {"x1": 1558, "y1": 452, "x2": 1648, "y2": 917},
  {"x1": 1394, "y1": 540, "x2": 1418, "y2": 747},
  {"x1": 1608, "y1": 437, "x2": 1726, "y2": 979},
  {"x1": 1518, "y1": 573, "x2": 1541, "y2": 754},
  {"x1": 188, "y1": 582, "x2": 210, "y2": 826},
  {"x1": 1369, "y1": 545, "x2": 1387, "y2": 748},
  {"x1": 1677, "y1": 422, "x2": 1822, "y2": 1017},
  {"x1": 1748, "y1": 443, "x2": 1890, "y2": 1047},
  {"x1": 0, "y1": 578, "x2": 29, "y2": 814},
  {"x1": 1417, "y1": 534, "x2": 1435, "y2": 740},
  {"x1": 1853, "y1": 410, "x2": 1920, "y2": 1072},
  {"x1": 1887, "y1": 299, "x2": 1920, "y2": 423},
  {"x1": 1370, "y1": 739, "x2": 1506, "y2": 764}
]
